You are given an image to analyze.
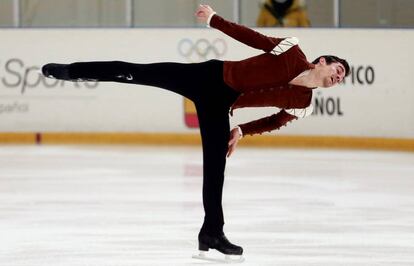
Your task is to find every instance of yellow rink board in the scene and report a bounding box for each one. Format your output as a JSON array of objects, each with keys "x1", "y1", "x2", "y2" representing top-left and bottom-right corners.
[{"x1": 0, "y1": 132, "x2": 413, "y2": 152}]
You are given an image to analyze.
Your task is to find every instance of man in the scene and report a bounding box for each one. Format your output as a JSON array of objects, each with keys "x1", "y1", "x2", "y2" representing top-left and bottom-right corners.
[{"x1": 42, "y1": 4, "x2": 349, "y2": 263}]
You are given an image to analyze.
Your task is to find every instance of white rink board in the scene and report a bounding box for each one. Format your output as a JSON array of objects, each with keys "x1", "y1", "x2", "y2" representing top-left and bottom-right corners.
[{"x1": 0, "y1": 28, "x2": 413, "y2": 138}]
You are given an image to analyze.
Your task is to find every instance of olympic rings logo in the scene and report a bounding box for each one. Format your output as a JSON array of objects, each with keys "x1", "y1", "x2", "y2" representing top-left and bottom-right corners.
[{"x1": 177, "y1": 38, "x2": 227, "y2": 63}]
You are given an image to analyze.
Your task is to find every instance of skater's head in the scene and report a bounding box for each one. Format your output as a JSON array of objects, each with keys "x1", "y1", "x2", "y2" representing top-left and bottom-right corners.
[{"x1": 312, "y1": 55, "x2": 350, "y2": 88}]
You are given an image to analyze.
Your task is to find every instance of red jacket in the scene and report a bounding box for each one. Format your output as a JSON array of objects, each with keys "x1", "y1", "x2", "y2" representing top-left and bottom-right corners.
[{"x1": 210, "y1": 14, "x2": 315, "y2": 136}]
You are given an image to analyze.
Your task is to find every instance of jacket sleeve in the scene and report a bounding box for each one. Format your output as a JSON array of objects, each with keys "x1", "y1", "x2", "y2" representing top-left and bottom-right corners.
[
  {"x1": 210, "y1": 14, "x2": 282, "y2": 53},
  {"x1": 238, "y1": 110, "x2": 297, "y2": 136}
]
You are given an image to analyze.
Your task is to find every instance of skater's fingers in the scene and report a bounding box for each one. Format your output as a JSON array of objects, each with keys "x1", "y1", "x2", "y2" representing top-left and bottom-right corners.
[
  {"x1": 195, "y1": 10, "x2": 208, "y2": 20},
  {"x1": 196, "y1": 4, "x2": 214, "y2": 15},
  {"x1": 227, "y1": 139, "x2": 238, "y2": 158},
  {"x1": 196, "y1": 5, "x2": 207, "y2": 12},
  {"x1": 227, "y1": 143, "x2": 237, "y2": 157},
  {"x1": 227, "y1": 146, "x2": 234, "y2": 158},
  {"x1": 195, "y1": 12, "x2": 204, "y2": 18},
  {"x1": 195, "y1": 8, "x2": 204, "y2": 15}
]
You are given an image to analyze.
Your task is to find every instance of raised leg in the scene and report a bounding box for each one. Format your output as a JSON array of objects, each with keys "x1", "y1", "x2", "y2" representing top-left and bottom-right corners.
[{"x1": 42, "y1": 60, "x2": 225, "y2": 102}]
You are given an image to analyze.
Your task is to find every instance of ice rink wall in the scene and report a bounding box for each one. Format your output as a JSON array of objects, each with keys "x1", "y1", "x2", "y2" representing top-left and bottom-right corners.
[{"x1": 0, "y1": 28, "x2": 413, "y2": 151}]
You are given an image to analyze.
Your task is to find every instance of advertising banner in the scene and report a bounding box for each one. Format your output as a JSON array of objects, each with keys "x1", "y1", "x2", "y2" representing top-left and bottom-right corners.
[{"x1": 0, "y1": 28, "x2": 413, "y2": 139}]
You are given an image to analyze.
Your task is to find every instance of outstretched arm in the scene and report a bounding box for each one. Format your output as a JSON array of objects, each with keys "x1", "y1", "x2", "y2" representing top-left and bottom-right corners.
[
  {"x1": 195, "y1": 4, "x2": 283, "y2": 53},
  {"x1": 238, "y1": 105, "x2": 314, "y2": 137},
  {"x1": 238, "y1": 110, "x2": 297, "y2": 137},
  {"x1": 226, "y1": 110, "x2": 296, "y2": 157},
  {"x1": 227, "y1": 105, "x2": 314, "y2": 157}
]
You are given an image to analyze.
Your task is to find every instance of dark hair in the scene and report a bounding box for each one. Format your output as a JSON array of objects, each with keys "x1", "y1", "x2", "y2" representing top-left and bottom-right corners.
[{"x1": 312, "y1": 55, "x2": 350, "y2": 77}]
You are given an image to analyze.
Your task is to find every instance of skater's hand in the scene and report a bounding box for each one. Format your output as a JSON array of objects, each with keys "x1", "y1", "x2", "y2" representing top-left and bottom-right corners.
[
  {"x1": 195, "y1": 4, "x2": 215, "y2": 24},
  {"x1": 227, "y1": 127, "x2": 241, "y2": 158}
]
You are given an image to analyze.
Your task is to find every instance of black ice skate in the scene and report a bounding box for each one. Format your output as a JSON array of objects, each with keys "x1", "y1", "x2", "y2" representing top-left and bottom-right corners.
[
  {"x1": 42, "y1": 64, "x2": 72, "y2": 80},
  {"x1": 192, "y1": 233, "x2": 244, "y2": 263},
  {"x1": 42, "y1": 63, "x2": 96, "y2": 82}
]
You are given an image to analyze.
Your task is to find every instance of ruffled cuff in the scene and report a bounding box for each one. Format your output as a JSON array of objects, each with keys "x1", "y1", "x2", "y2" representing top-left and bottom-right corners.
[{"x1": 206, "y1": 12, "x2": 217, "y2": 28}]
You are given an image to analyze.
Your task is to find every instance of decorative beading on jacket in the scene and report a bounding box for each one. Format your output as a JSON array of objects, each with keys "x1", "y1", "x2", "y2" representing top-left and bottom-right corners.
[{"x1": 271, "y1": 37, "x2": 299, "y2": 56}]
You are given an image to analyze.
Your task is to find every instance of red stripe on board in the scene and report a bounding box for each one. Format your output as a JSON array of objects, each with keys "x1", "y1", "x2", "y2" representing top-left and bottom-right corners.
[
  {"x1": 185, "y1": 114, "x2": 199, "y2": 128},
  {"x1": 35, "y1": 133, "x2": 42, "y2": 145}
]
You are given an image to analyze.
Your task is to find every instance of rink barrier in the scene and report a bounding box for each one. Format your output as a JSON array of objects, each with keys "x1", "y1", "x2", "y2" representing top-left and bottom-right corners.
[
  {"x1": 0, "y1": 133, "x2": 38, "y2": 144},
  {"x1": 0, "y1": 133, "x2": 413, "y2": 152},
  {"x1": 1, "y1": 29, "x2": 413, "y2": 139}
]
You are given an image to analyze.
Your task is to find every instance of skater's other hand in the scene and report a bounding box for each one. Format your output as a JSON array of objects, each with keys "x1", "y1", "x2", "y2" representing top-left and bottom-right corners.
[
  {"x1": 195, "y1": 4, "x2": 215, "y2": 24},
  {"x1": 227, "y1": 128, "x2": 241, "y2": 158}
]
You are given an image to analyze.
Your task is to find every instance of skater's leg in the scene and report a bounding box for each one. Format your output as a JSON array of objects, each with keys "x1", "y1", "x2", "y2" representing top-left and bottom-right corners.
[
  {"x1": 197, "y1": 104, "x2": 228, "y2": 235},
  {"x1": 196, "y1": 102, "x2": 243, "y2": 256},
  {"x1": 42, "y1": 60, "x2": 224, "y2": 101}
]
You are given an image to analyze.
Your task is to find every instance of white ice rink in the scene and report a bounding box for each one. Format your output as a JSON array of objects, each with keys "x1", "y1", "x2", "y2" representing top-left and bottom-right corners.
[{"x1": 1, "y1": 145, "x2": 414, "y2": 266}]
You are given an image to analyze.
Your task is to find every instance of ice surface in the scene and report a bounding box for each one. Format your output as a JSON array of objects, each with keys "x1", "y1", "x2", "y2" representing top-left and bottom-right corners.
[{"x1": 0, "y1": 146, "x2": 413, "y2": 266}]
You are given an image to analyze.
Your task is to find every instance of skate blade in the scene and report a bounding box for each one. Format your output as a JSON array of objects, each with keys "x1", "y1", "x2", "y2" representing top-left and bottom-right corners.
[{"x1": 192, "y1": 251, "x2": 245, "y2": 264}]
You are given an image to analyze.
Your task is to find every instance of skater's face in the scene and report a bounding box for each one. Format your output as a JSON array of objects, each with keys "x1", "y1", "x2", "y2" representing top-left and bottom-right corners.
[{"x1": 316, "y1": 57, "x2": 346, "y2": 88}]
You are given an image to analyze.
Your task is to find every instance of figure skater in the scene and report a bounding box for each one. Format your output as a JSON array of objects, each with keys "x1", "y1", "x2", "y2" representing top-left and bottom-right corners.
[{"x1": 42, "y1": 4, "x2": 349, "y2": 263}]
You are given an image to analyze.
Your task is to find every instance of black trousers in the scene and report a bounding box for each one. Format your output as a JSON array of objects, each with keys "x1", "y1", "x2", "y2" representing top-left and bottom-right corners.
[{"x1": 67, "y1": 60, "x2": 240, "y2": 236}]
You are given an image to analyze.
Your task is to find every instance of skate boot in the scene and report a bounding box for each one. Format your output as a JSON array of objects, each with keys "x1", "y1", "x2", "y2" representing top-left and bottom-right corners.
[
  {"x1": 42, "y1": 63, "x2": 72, "y2": 80},
  {"x1": 192, "y1": 233, "x2": 244, "y2": 263}
]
